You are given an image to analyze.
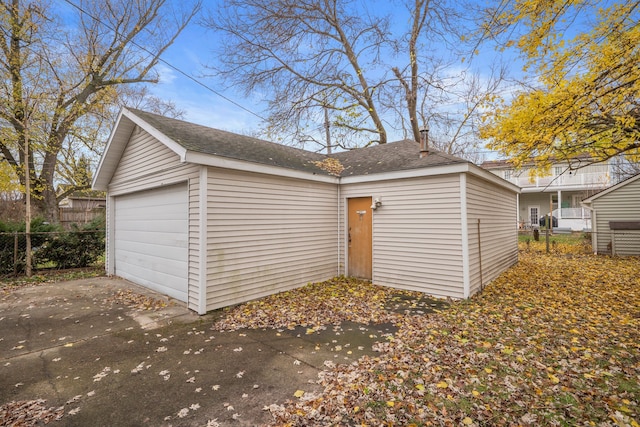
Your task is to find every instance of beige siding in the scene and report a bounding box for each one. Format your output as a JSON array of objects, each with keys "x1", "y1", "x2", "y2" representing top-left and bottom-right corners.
[
  {"x1": 107, "y1": 126, "x2": 201, "y2": 312},
  {"x1": 110, "y1": 127, "x2": 183, "y2": 185},
  {"x1": 205, "y1": 168, "x2": 338, "y2": 310},
  {"x1": 466, "y1": 174, "x2": 518, "y2": 296},
  {"x1": 340, "y1": 175, "x2": 465, "y2": 299},
  {"x1": 592, "y1": 177, "x2": 640, "y2": 255}
]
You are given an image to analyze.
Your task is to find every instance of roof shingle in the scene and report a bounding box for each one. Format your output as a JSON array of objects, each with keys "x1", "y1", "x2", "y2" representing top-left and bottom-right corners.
[{"x1": 130, "y1": 109, "x2": 469, "y2": 177}]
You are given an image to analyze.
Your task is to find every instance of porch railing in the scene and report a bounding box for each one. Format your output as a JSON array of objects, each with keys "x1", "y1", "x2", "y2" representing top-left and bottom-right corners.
[
  {"x1": 506, "y1": 172, "x2": 609, "y2": 188},
  {"x1": 552, "y1": 208, "x2": 591, "y2": 219}
]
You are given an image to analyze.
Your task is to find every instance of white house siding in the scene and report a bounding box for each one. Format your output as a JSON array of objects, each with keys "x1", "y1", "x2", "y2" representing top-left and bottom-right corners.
[
  {"x1": 107, "y1": 127, "x2": 201, "y2": 311},
  {"x1": 465, "y1": 174, "x2": 518, "y2": 296},
  {"x1": 204, "y1": 168, "x2": 338, "y2": 310},
  {"x1": 519, "y1": 192, "x2": 555, "y2": 222},
  {"x1": 340, "y1": 175, "x2": 465, "y2": 299},
  {"x1": 591, "y1": 177, "x2": 640, "y2": 255}
]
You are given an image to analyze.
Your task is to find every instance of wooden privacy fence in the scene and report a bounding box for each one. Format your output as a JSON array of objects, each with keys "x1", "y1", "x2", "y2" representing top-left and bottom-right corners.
[{"x1": 59, "y1": 208, "x2": 105, "y2": 230}]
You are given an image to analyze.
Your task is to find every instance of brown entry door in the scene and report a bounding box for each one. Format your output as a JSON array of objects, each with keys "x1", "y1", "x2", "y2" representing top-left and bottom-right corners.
[{"x1": 348, "y1": 197, "x2": 372, "y2": 280}]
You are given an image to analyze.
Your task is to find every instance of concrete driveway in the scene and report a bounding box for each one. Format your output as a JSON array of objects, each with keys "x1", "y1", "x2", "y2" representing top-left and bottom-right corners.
[{"x1": 0, "y1": 277, "x2": 396, "y2": 426}]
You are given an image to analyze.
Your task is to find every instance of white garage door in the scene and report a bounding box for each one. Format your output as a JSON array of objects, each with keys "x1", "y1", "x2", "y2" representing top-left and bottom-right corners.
[{"x1": 114, "y1": 183, "x2": 188, "y2": 302}]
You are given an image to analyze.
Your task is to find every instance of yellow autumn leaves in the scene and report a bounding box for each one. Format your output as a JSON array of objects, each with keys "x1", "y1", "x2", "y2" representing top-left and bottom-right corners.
[
  {"x1": 264, "y1": 249, "x2": 639, "y2": 426},
  {"x1": 212, "y1": 276, "x2": 405, "y2": 331},
  {"x1": 311, "y1": 158, "x2": 345, "y2": 176},
  {"x1": 480, "y1": 1, "x2": 640, "y2": 171}
]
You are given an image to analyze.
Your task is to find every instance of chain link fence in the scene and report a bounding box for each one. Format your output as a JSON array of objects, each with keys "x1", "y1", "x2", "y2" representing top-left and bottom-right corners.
[{"x1": 0, "y1": 230, "x2": 105, "y2": 277}]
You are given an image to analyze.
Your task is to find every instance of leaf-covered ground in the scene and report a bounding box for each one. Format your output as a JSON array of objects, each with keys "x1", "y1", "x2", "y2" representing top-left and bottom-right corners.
[
  {"x1": 215, "y1": 246, "x2": 640, "y2": 426},
  {"x1": 212, "y1": 276, "x2": 417, "y2": 332}
]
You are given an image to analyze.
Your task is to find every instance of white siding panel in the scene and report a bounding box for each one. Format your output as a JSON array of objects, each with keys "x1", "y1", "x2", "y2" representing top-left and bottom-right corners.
[
  {"x1": 592, "y1": 177, "x2": 640, "y2": 255},
  {"x1": 114, "y1": 184, "x2": 188, "y2": 302},
  {"x1": 205, "y1": 169, "x2": 338, "y2": 310},
  {"x1": 111, "y1": 127, "x2": 181, "y2": 185},
  {"x1": 340, "y1": 175, "x2": 465, "y2": 299},
  {"x1": 466, "y1": 174, "x2": 518, "y2": 295}
]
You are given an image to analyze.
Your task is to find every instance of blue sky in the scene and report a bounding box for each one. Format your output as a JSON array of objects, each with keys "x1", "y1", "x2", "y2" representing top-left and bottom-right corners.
[{"x1": 148, "y1": 19, "x2": 271, "y2": 134}]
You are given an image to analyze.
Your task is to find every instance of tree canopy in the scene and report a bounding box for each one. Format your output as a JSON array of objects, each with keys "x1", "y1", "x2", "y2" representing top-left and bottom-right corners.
[
  {"x1": 479, "y1": 0, "x2": 640, "y2": 173},
  {"x1": 0, "y1": 0, "x2": 199, "y2": 222}
]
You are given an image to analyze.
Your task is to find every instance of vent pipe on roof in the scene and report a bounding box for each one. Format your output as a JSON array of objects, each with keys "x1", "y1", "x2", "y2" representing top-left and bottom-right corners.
[{"x1": 419, "y1": 126, "x2": 429, "y2": 158}]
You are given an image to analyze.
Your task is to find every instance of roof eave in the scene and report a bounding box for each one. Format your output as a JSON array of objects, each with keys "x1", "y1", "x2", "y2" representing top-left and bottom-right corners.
[
  {"x1": 582, "y1": 172, "x2": 640, "y2": 203},
  {"x1": 184, "y1": 151, "x2": 338, "y2": 184},
  {"x1": 92, "y1": 109, "x2": 132, "y2": 191},
  {"x1": 340, "y1": 162, "x2": 521, "y2": 193},
  {"x1": 468, "y1": 163, "x2": 522, "y2": 193}
]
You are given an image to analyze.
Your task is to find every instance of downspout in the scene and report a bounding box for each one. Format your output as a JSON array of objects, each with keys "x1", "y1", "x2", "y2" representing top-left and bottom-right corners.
[
  {"x1": 337, "y1": 179, "x2": 341, "y2": 276},
  {"x1": 581, "y1": 201, "x2": 596, "y2": 254},
  {"x1": 460, "y1": 173, "x2": 470, "y2": 298},
  {"x1": 516, "y1": 193, "x2": 520, "y2": 229}
]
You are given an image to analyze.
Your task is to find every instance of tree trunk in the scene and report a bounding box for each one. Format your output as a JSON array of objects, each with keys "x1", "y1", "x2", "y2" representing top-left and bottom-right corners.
[{"x1": 37, "y1": 186, "x2": 60, "y2": 224}]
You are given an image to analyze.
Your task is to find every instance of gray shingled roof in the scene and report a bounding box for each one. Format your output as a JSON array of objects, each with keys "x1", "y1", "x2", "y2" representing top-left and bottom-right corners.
[
  {"x1": 334, "y1": 140, "x2": 467, "y2": 176},
  {"x1": 130, "y1": 109, "x2": 331, "y2": 176},
  {"x1": 130, "y1": 109, "x2": 469, "y2": 177}
]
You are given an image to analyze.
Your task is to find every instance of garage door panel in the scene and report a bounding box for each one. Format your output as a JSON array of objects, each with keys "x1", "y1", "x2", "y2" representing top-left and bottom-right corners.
[
  {"x1": 119, "y1": 219, "x2": 187, "y2": 234},
  {"x1": 117, "y1": 204, "x2": 186, "y2": 220},
  {"x1": 115, "y1": 260, "x2": 186, "y2": 298},
  {"x1": 115, "y1": 255, "x2": 186, "y2": 281},
  {"x1": 115, "y1": 183, "x2": 188, "y2": 302},
  {"x1": 116, "y1": 231, "x2": 188, "y2": 248},
  {"x1": 116, "y1": 241, "x2": 187, "y2": 261}
]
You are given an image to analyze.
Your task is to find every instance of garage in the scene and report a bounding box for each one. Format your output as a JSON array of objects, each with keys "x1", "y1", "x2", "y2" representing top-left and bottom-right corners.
[
  {"x1": 114, "y1": 183, "x2": 189, "y2": 302},
  {"x1": 94, "y1": 108, "x2": 520, "y2": 314}
]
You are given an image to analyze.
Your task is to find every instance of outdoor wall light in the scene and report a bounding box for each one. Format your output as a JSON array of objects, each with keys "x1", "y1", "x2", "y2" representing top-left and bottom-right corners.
[{"x1": 371, "y1": 198, "x2": 383, "y2": 210}]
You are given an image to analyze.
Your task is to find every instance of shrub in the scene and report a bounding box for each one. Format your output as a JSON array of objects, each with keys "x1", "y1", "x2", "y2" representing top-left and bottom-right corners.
[
  {"x1": 0, "y1": 216, "x2": 105, "y2": 274},
  {"x1": 34, "y1": 216, "x2": 105, "y2": 269},
  {"x1": 0, "y1": 218, "x2": 60, "y2": 275}
]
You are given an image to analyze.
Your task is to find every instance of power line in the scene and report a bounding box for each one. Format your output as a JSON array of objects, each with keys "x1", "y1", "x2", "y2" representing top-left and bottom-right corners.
[{"x1": 61, "y1": 0, "x2": 267, "y2": 122}]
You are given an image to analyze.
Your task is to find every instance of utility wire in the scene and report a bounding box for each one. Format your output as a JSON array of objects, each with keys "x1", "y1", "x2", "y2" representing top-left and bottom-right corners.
[{"x1": 62, "y1": 0, "x2": 268, "y2": 122}]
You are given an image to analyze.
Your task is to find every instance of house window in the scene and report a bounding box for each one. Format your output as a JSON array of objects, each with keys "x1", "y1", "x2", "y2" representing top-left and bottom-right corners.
[
  {"x1": 504, "y1": 169, "x2": 512, "y2": 180},
  {"x1": 554, "y1": 166, "x2": 563, "y2": 176}
]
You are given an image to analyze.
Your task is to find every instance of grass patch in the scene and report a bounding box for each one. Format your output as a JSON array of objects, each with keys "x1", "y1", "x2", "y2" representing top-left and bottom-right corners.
[{"x1": 518, "y1": 231, "x2": 592, "y2": 254}]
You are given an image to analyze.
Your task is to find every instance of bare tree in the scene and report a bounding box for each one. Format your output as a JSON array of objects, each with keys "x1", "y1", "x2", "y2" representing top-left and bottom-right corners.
[
  {"x1": 205, "y1": 0, "x2": 393, "y2": 147},
  {"x1": 204, "y1": 0, "x2": 505, "y2": 158},
  {"x1": 0, "y1": 0, "x2": 200, "y2": 223},
  {"x1": 424, "y1": 63, "x2": 508, "y2": 163}
]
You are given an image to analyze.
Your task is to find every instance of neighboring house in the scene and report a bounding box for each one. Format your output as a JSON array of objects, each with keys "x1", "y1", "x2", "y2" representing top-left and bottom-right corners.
[
  {"x1": 581, "y1": 173, "x2": 640, "y2": 255},
  {"x1": 59, "y1": 195, "x2": 106, "y2": 210},
  {"x1": 481, "y1": 158, "x2": 612, "y2": 231},
  {"x1": 92, "y1": 108, "x2": 520, "y2": 314}
]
